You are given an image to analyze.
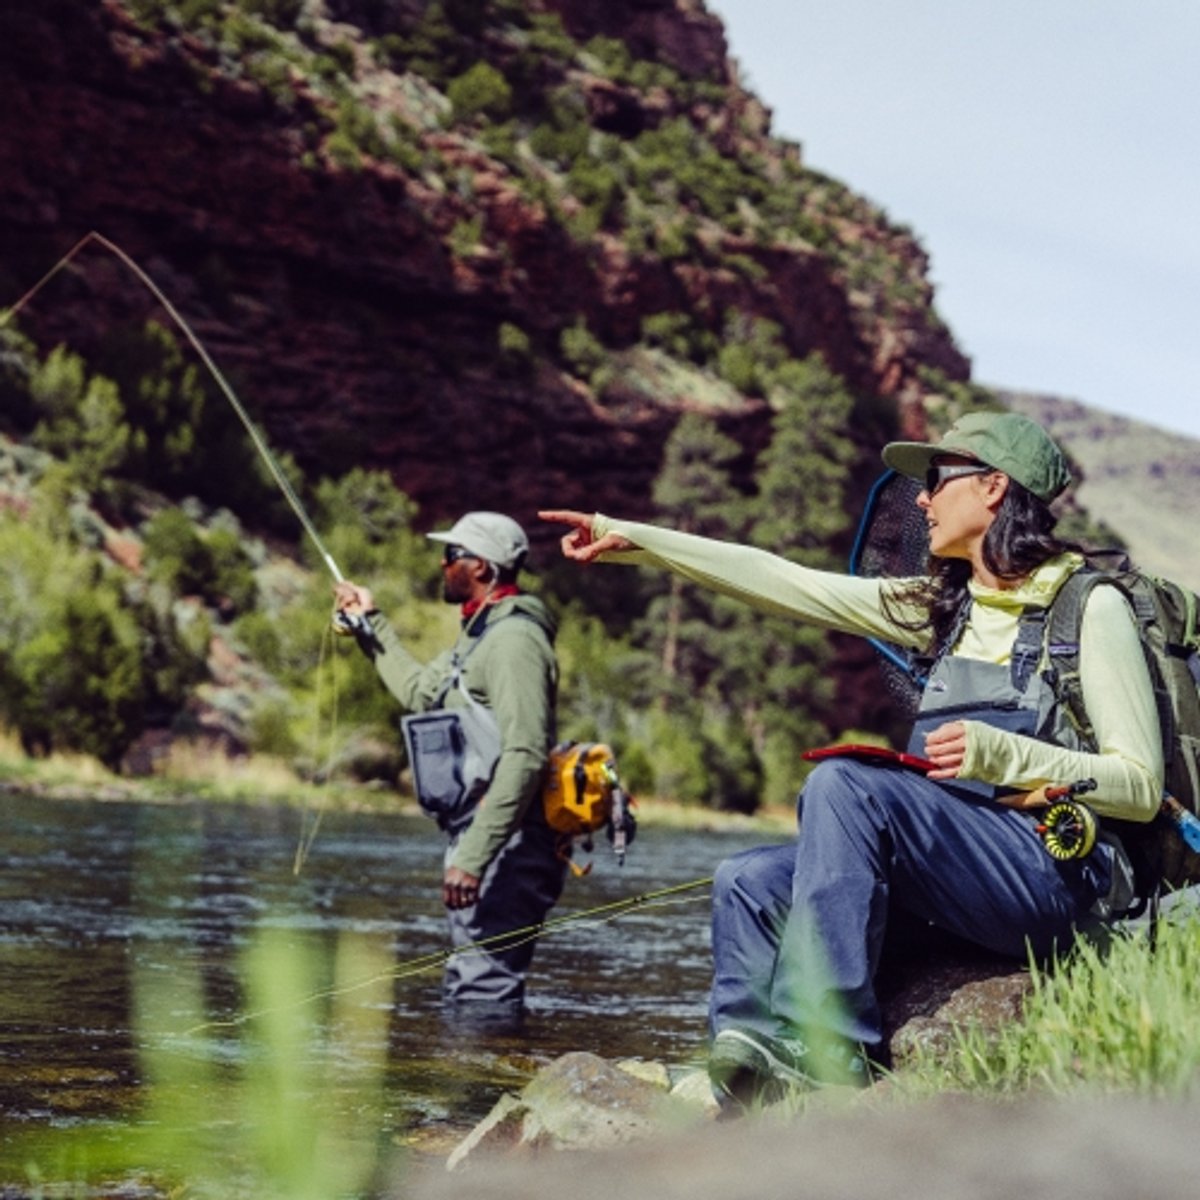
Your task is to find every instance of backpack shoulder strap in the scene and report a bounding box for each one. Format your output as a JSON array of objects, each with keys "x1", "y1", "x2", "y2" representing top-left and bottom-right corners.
[
  {"x1": 1010, "y1": 606, "x2": 1047, "y2": 693},
  {"x1": 433, "y1": 610, "x2": 496, "y2": 708},
  {"x1": 930, "y1": 594, "x2": 973, "y2": 669},
  {"x1": 434, "y1": 607, "x2": 538, "y2": 708},
  {"x1": 1042, "y1": 568, "x2": 1112, "y2": 750}
]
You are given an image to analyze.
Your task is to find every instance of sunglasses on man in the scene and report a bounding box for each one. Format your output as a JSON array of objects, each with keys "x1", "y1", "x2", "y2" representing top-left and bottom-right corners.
[
  {"x1": 924, "y1": 462, "x2": 992, "y2": 497},
  {"x1": 442, "y1": 544, "x2": 481, "y2": 565}
]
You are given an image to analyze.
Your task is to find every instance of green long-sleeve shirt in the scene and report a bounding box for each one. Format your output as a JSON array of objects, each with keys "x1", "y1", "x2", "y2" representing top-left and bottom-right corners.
[
  {"x1": 592, "y1": 515, "x2": 1163, "y2": 823},
  {"x1": 364, "y1": 594, "x2": 558, "y2": 875}
]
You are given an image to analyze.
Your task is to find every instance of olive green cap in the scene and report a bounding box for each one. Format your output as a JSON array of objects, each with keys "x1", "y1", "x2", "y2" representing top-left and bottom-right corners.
[{"x1": 882, "y1": 410, "x2": 1071, "y2": 503}]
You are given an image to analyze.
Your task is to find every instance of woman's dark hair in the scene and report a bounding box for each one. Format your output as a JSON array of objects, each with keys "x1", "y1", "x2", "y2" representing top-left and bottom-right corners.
[{"x1": 884, "y1": 474, "x2": 1082, "y2": 656}]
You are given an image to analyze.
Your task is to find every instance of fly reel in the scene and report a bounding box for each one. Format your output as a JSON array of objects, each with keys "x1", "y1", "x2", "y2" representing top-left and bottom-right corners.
[
  {"x1": 331, "y1": 609, "x2": 369, "y2": 638},
  {"x1": 1035, "y1": 778, "x2": 1098, "y2": 860},
  {"x1": 1037, "y1": 800, "x2": 1098, "y2": 860}
]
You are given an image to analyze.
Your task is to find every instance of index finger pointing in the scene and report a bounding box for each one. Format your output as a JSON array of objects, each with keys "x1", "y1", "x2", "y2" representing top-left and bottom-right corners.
[{"x1": 538, "y1": 509, "x2": 590, "y2": 528}]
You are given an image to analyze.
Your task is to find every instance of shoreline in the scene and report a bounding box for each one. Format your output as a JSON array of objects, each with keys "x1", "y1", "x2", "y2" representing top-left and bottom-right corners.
[{"x1": 0, "y1": 761, "x2": 798, "y2": 837}]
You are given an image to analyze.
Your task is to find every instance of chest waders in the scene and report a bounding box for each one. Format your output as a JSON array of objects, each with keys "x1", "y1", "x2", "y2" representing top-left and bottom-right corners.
[
  {"x1": 401, "y1": 612, "x2": 508, "y2": 833},
  {"x1": 910, "y1": 604, "x2": 1135, "y2": 919},
  {"x1": 403, "y1": 607, "x2": 564, "y2": 1012}
]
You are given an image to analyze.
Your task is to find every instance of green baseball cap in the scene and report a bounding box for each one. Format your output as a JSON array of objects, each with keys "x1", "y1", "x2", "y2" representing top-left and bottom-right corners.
[{"x1": 882, "y1": 410, "x2": 1071, "y2": 503}]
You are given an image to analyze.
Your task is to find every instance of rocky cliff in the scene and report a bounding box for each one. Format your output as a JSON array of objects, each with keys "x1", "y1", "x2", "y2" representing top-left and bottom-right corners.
[{"x1": 0, "y1": 0, "x2": 968, "y2": 537}]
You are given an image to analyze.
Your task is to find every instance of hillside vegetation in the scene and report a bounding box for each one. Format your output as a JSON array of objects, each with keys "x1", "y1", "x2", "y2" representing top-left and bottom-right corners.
[
  {"x1": 0, "y1": 317, "x2": 887, "y2": 810},
  {"x1": 0, "y1": 0, "x2": 976, "y2": 525}
]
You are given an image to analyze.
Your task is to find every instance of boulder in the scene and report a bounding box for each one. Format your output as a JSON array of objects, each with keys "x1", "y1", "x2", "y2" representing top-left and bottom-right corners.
[
  {"x1": 446, "y1": 1051, "x2": 708, "y2": 1170},
  {"x1": 880, "y1": 947, "x2": 1031, "y2": 1068}
]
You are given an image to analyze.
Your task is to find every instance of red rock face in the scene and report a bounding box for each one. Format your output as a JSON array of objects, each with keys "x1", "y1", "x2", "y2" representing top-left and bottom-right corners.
[
  {"x1": 0, "y1": 0, "x2": 968, "y2": 540},
  {"x1": 547, "y1": 0, "x2": 732, "y2": 80}
]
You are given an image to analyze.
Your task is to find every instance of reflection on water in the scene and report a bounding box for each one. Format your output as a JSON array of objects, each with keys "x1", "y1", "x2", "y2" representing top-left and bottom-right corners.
[{"x1": 0, "y1": 792, "x2": 785, "y2": 1186}]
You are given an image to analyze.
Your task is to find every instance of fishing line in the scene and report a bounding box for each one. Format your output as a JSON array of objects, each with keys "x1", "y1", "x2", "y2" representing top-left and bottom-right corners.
[
  {"x1": 6, "y1": 239, "x2": 716, "y2": 1025},
  {"x1": 292, "y1": 619, "x2": 340, "y2": 876},
  {"x1": 180, "y1": 876, "x2": 714, "y2": 1037}
]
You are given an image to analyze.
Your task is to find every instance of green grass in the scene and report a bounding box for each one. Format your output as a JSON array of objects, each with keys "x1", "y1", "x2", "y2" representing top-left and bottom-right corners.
[
  {"x1": 4, "y1": 925, "x2": 397, "y2": 1198},
  {"x1": 892, "y1": 913, "x2": 1200, "y2": 1100},
  {"x1": 763, "y1": 912, "x2": 1200, "y2": 1125}
]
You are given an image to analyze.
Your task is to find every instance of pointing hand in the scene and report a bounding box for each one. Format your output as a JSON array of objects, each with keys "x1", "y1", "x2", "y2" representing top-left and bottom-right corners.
[{"x1": 537, "y1": 509, "x2": 634, "y2": 564}]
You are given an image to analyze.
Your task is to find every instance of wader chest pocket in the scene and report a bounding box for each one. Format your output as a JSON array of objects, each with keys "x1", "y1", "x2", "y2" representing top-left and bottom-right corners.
[{"x1": 402, "y1": 705, "x2": 501, "y2": 831}]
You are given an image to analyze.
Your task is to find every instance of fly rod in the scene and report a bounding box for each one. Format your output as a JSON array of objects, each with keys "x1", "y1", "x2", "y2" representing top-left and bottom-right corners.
[
  {"x1": 5, "y1": 232, "x2": 366, "y2": 872},
  {"x1": 2, "y1": 231, "x2": 350, "y2": 588}
]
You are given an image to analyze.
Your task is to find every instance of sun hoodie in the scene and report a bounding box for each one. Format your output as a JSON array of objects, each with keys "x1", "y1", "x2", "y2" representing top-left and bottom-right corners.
[{"x1": 591, "y1": 514, "x2": 1162, "y2": 823}]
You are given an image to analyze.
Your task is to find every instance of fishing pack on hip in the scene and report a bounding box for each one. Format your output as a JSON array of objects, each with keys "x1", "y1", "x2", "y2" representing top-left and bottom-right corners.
[
  {"x1": 404, "y1": 704, "x2": 636, "y2": 860},
  {"x1": 402, "y1": 611, "x2": 635, "y2": 857},
  {"x1": 543, "y1": 740, "x2": 636, "y2": 866}
]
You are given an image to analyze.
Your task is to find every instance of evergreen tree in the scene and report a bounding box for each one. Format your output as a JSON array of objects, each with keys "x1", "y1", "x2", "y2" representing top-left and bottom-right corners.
[
  {"x1": 631, "y1": 412, "x2": 768, "y2": 809},
  {"x1": 743, "y1": 354, "x2": 858, "y2": 805},
  {"x1": 0, "y1": 499, "x2": 208, "y2": 767},
  {"x1": 95, "y1": 320, "x2": 282, "y2": 519},
  {"x1": 643, "y1": 411, "x2": 745, "y2": 687},
  {"x1": 754, "y1": 355, "x2": 858, "y2": 565}
]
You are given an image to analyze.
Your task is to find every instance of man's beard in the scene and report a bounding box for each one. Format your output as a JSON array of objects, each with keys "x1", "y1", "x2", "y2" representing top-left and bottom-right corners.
[{"x1": 442, "y1": 578, "x2": 469, "y2": 604}]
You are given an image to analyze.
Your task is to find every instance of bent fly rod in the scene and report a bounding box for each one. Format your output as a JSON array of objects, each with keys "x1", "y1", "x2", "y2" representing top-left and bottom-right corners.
[
  {"x1": 4, "y1": 232, "x2": 368, "y2": 873},
  {"x1": 2, "y1": 231, "x2": 350, "y2": 590}
]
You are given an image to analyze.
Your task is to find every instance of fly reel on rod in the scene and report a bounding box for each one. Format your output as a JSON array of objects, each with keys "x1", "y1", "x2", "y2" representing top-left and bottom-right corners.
[
  {"x1": 1034, "y1": 778, "x2": 1099, "y2": 861},
  {"x1": 331, "y1": 609, "x2": 370, "y2": 638}
]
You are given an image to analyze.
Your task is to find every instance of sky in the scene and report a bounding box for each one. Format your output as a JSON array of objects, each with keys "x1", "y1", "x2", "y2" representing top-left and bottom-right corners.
[{"x1": 707, "y1": 0, "x2": 1200, "y2": 439}]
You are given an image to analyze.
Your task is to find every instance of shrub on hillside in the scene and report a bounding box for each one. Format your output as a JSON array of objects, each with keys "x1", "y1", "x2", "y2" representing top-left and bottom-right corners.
[
  {"x1": 447, "y1": 61, "x2": 512, "y2": 122},
  {"x1": 559, "y1": 318, "x2": 607, "y2": 383},
  {"x1": 28, "y1": 346, "x2": 131, "y2": 497},
  {"x1": 0, "y1": 509, "x2": 207, "y2": 767},
  {"x1": 141, "y1": 508, "x2": 259, "y2": 616}
]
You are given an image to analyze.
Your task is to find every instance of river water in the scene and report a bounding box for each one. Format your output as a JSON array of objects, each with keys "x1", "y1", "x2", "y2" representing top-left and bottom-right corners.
[{"x1": 0, "y1": 792, "x2": 786, "y2": 1191}]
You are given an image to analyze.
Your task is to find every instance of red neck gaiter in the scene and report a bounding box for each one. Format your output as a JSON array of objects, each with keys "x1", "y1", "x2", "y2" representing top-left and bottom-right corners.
[{"x1": 461, "y1": 585, "x2": 521, "y2": 621}]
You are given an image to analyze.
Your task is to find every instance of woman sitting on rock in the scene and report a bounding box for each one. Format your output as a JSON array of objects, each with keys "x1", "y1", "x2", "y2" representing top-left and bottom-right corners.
[{"x1": 540, "y1": 410, "x2": 1162, "y2": 1107}]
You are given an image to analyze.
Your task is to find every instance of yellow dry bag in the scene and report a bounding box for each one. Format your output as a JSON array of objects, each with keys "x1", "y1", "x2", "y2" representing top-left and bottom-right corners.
[
  {"x1": 543, "y1": 742, "x2": 618, "y2": 835},
  {"x1": 542, "y1": 742, "x2": 635, "y2": 866}
]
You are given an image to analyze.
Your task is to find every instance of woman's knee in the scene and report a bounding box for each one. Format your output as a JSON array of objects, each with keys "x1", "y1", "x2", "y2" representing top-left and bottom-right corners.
[
  {"x1": 798, "y1": 759, "x2": 872, "y2": 820},
  {"x1": 712, "y1": 847, "x2": 765, "y2": 903},
  {"x1": 713, "y1": 844, "x2": 794, "y2": 909}
]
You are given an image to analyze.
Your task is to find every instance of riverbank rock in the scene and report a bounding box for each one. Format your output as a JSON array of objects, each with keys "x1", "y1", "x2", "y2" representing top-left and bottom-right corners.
[
  {"x1": 880, "y1": 947, "x2": 1031, "y2": 1067},
  {"x1": 446, "y1": 1051, "x2": 713, "y2": 1170},
  {"x1": 444, "y1": 946, "x2": 1033, "y2": 1171}
]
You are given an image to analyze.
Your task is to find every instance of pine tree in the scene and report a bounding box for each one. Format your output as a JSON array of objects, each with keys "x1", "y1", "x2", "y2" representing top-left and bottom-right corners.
[
  {"x1": 630, "y1": 412, "x2": 765, "y2": 808},
  {"x1": 644, "y1": 411, "x2": 745, "y2": 686},
  {"x1": 29, "y1": 346, "x2": 131, "y2": 496},
  {"x1": 742, "y1": 354, "x2": 858, "y2": 805}
]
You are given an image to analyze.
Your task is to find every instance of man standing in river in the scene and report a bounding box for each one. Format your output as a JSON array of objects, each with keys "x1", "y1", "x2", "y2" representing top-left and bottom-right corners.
[{"x1": 333, "y1": 512, "x2": 565, "y2": 1027}]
